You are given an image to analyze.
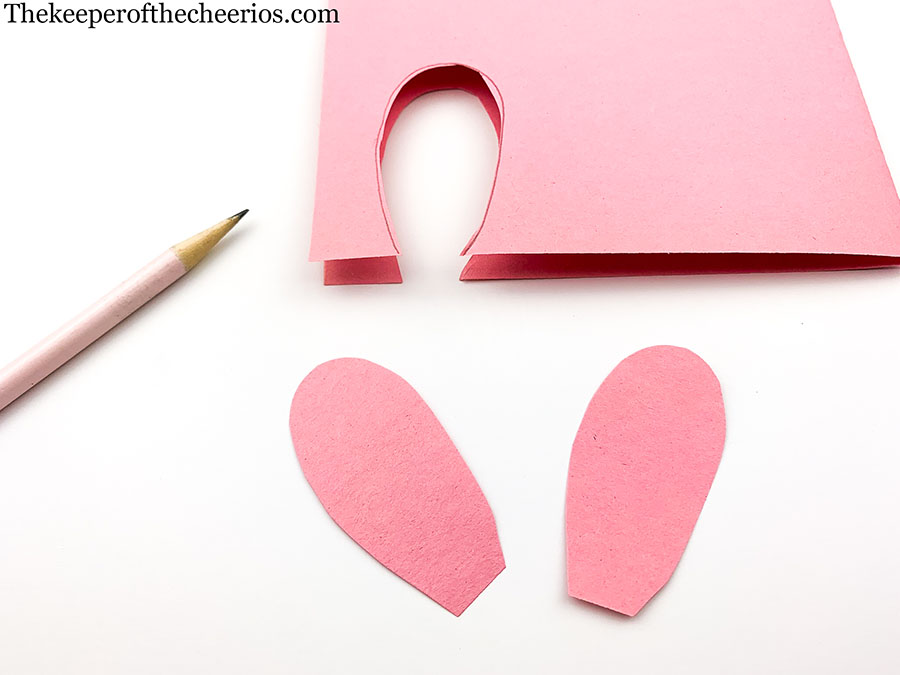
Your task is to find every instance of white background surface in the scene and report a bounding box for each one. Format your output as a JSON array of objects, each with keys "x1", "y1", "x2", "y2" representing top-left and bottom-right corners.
[{"x1": 1, "y1": 1, "x2": 899, "y2": 673}]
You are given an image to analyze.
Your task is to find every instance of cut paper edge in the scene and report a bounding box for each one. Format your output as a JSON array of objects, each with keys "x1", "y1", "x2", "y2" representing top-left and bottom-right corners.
[
  {"x1": 565, "y1": 346, "x2": 726, "y2": 616},
  {"x1": 460, "y1": 252, "x2": 900, "y2": 280},
  {"x1": 445, "y1": 561, "x2": 505, "y2": 617},
  {"x1": 324, "y1": 256, "x2": 402, "y2": 285},
  {"x1": 318, "y1": 252, "x2": 900, "y2": 285}
]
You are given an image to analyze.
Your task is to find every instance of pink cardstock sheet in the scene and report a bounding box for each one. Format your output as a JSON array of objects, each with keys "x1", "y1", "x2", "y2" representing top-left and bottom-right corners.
[
  {"x1": 310, "y1": 0, "x2": 900, "y2": 284},
  {"x1": 566, "y1": 346, "x2": 726, "y2": 616},
  {"x1": 289, "y1": 358, "x2": 505, "y2": 616}
]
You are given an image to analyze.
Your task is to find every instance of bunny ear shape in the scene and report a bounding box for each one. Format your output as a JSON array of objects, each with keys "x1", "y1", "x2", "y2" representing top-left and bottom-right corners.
[
  {"x1": 566, "y1": 346, "x2": 726, "y2": 616},
  {"x1": 289, "y1": 359, "x2": 505, "y2": 616}
]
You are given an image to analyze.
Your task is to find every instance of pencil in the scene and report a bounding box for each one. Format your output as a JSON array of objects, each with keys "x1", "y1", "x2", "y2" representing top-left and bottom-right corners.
[{"x1": 0, "y1": 209, "x2": 248, "y2": 412}]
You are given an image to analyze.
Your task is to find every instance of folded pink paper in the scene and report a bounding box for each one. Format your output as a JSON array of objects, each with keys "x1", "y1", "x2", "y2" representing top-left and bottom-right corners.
[
  {"x1": 310, "y1": 0, "x2": 900, "y2": 284},
  {"x1": 566, "y1": 346, "x2": 726, "y2": 616},
  {"x1": 289, "y1": 358, "x2": 504, "y2": 616}
]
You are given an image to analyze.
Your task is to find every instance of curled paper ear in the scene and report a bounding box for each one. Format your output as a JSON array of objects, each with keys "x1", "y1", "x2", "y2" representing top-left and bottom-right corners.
[
  {"x1": 566, "y1": 346, "x2": 726, "y2": 616},
  {"x1": 316, "y1": 63, "x2": 503, "y2": 286},
  {"x1": 289, "y1": 358, "x2": 505, "y2": 616}
]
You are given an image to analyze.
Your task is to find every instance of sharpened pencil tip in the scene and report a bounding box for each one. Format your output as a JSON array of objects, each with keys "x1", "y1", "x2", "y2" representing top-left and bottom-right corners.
[{"x1": 172, "y1": 210, "x2": 247, "y2": 271}]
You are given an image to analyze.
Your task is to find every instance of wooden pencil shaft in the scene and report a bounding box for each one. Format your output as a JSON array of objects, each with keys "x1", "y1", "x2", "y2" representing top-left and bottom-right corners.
[
  {"x1": 0, "y1": 251, "x2": 186, "y2": 411},
  {"x1": 0, "y1": 210, "x2": 246, "y2": 413}
]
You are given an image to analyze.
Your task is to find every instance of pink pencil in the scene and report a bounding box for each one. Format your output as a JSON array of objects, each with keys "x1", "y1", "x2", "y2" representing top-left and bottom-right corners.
[{"x1": 0, "y1": 210, "x2": 247, "y2": 412}]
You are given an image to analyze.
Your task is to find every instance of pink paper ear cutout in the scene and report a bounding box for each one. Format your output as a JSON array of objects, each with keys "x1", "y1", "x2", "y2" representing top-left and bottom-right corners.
[
  {"x1": 310, "y1": 0, "x2": 900, "y2": 284},
  {"x1": 566, "y1": 346, "x2": 726, "y2": 617},
  {"x1": 289, "y1": 358, "x2": 505, "y2": 616}
]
